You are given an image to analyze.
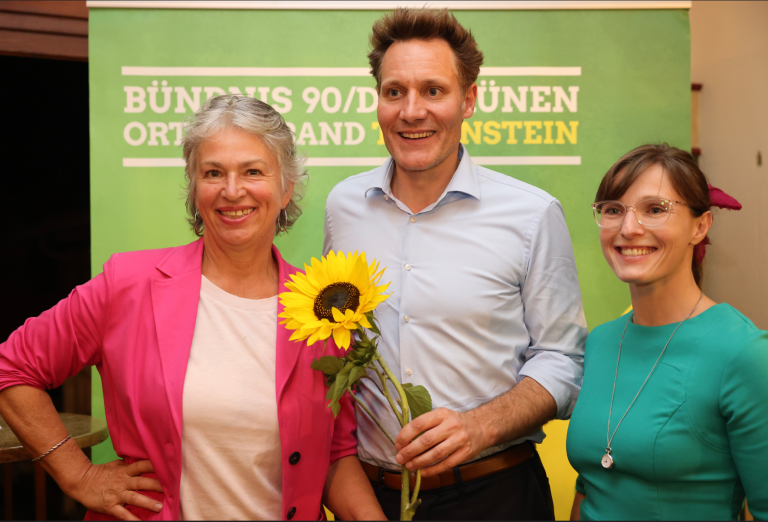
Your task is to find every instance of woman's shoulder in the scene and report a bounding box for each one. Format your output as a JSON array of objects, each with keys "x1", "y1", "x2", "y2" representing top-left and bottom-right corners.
[
  {"x1": 583, "y1": 314, "x2": 631, "y2": 364},
  {"x1": 683, "y1": 305, "x2": 768, "y2": 388},
  {"x1": 587, "y1": 313, "x2": 631, "y2": 342},
  {"x1": 104, "y1": 239, "x2": 203, "y2": 281},
  {"x1": 696, "y1": 303, "x2": 768, "y2": 351}
]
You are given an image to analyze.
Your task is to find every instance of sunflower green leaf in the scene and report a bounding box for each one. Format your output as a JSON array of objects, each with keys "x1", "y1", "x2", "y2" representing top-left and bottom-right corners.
[{"x1": 402, "y1": 383, "x2": 433, "y2": 420}]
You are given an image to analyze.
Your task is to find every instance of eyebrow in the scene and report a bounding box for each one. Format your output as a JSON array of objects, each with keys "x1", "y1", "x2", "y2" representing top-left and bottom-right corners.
[
  {"x1": 381, "y1": 77, "x2": 450, "y2": 87},
  {"x1": 199, "y1": 159, "x2": 269, "y2": 169}
]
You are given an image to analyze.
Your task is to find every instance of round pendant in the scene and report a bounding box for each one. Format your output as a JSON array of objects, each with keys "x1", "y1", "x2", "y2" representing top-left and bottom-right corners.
[{"x1": 601, "y1": 453, "x2": 614, "y2": 469}]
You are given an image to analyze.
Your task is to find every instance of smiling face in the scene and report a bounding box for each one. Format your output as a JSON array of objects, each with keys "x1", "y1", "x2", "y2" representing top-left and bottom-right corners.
[
  {"x1": 194, "y1": 126, "x2": 293, "y2": 249},
  {"x1": 377, "y1": 38, "x2": 477, "y2": 174},
  {"x1": 600, "y1": 163, "x2": 711, "y2": 287}
]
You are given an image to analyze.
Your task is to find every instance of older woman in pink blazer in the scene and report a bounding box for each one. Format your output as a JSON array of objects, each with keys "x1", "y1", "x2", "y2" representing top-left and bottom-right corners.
[{"x1": 0, "y1": 95, "x2": 385, "y2": 521}]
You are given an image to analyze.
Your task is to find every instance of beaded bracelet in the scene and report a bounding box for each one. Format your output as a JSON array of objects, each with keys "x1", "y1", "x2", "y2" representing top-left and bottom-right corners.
[{"x1": 31, "y1": 435, "x2": 72, "y2": 463}]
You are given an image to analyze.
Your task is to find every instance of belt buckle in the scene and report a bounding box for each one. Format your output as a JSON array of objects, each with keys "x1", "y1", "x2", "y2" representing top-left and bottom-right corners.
[{"x1": 377, "y1": 468, "x2": 386, "y2": 490}]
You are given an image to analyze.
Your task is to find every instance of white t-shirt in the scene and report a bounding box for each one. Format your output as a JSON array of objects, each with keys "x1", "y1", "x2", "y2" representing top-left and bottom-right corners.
[{"x1": 180, "y1": 276, "x2": 282, "y2": 520}]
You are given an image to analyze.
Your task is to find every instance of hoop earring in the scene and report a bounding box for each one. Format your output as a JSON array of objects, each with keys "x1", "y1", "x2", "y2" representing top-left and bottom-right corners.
[
  {"x1": 193, "y1": 210, "x2": 203, "y2": 236},
  {"x1": 277, "y1": 208, "x2": 288, "y2": 233}
]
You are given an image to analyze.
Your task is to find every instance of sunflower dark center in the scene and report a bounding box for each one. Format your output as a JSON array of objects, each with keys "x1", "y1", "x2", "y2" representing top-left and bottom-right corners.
[{"x1": 314, "y1": 282, "x2": 360, "y2": 321}]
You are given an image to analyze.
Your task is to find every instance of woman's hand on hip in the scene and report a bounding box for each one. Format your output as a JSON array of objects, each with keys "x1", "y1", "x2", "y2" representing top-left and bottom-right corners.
[{"x1": 67, "y1": 459, "x2": 164, "y2": 521}]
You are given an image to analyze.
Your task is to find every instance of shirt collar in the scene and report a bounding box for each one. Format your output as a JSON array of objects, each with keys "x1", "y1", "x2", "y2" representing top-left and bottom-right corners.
[{"x1": 364, "y1": 144, "x2": 480, "y2": 202}]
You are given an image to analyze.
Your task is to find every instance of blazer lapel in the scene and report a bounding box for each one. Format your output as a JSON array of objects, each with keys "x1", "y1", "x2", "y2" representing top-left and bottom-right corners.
[
  {"x1": 274, "y1": 246, "x2": 303, "y2": 403},
  {"x1": 151, "y1": 239, "x2": 204, "y2": 436}
]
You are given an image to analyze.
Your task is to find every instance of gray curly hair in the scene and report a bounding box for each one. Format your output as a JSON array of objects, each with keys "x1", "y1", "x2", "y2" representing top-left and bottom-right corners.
[{"x1": 182, "y1": 94, "x2": 307, "y2": 236}]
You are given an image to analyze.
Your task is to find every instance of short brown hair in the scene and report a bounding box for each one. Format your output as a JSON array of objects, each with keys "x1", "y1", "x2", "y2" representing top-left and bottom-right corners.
[
  {"x1": 367, "y1": 8, "x2": 484, "y2": 91},
  {"x1": 595, "y1": 144, "x2": 711, "y2": 287}
]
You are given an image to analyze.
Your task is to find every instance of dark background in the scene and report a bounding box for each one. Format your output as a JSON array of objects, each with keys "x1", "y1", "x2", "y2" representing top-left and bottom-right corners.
[{"x1": 0, "y1": 53, "x2": 91, "y2": 521}]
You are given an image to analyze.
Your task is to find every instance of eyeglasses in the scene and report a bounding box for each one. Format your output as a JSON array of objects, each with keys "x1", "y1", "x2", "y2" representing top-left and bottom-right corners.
[{"x1": 592, "y1": 198, "x2": 688, "y2": 228}]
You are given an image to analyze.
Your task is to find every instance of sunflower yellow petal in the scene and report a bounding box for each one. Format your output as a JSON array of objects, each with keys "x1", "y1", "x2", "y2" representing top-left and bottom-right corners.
[
  {"x1": 331, "y1": 307, "x2": 346, "y2": 323},
  {"x1": 323, "y1": 251, "x2": 337, "y2": 283},
  {"x1": 283, "y1": 281, "x2": 314, "y2": 299},
  {"x1": 307, "y1": 328, "x2": 329, "y2": 346},
  {"x1": 288, "y1": 275, "x2": 319, "y2": 297},
  {"x1": 349, "y1": 255, "x2": 369, "y2": 293},
  {"x1": 287, "y1": 310, "x2": 318, "y2": 324},
  {"x1": 289, "y1": 329, "x2": 309, "y2": 341},
  {"x1": 280, "y1": 293, "x2": 314, "y2": 306},
  {"x1": 332, "y1": 327, "x2": 351, "y2": 350},
  {"x1": 309, "y1": 257, "x2": 331, "y2": 288},
  {"x1": 357, "y1": 314, "x2": 372, "y2": 329}
]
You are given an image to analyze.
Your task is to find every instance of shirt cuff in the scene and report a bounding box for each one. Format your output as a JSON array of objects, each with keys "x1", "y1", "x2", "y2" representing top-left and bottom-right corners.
[{"x1": 518, "y1": 351, "x2": 582, "y2": 419}]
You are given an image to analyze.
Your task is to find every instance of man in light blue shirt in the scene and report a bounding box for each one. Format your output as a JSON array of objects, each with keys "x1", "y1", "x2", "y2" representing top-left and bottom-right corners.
[{"x1": 323, "y1": 8, "x2": 587, "y2": 520}]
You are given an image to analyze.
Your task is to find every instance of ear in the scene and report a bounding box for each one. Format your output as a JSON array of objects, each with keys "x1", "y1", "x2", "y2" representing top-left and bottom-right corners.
[
  {"x1": 462, "y1": 83, "x2": 478, "y2": 119},
  {"x1": 282, "y1": 181, "x2": 295, "y2": 209},
  {"x1": 690, "y1": 210, "x2": 713, "y2": 246}
]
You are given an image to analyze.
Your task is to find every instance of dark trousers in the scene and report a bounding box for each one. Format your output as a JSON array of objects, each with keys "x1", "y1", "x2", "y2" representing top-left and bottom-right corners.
[{"x1": 371, "y1": 450, "x2": 555, "y2": 521}]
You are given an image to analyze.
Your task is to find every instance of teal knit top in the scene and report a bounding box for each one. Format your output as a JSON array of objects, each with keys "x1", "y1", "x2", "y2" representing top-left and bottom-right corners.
[{"x1": 567, "y1": 304, "x2": 768, "y2": 520}]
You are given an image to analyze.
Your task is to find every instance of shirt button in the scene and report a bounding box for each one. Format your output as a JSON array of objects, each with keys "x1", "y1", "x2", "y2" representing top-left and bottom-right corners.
[
  {"x1": 410, "y1": 216, "x2": 417, "y2": 223},
  {"x1": 406, "y1": 368, "x2": 413, "y2": 376},
  {"x1": 404, "y1": 315, "x2": 410, "y2": 323},
  {"x1": 405, "y1": 264, "x2": 411, "y2": 271},
  {"x1": 287, "y1": 507, "x2": 297, "y2": 520},
  {"x1": 289, "y1": 452, "x2": 301, "y2": 465},
  {"x1": 384, "y1": 195, "x2": 389, "y2": 201}
]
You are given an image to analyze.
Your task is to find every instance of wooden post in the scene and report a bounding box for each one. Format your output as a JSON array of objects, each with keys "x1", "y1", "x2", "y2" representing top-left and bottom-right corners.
[
  {"x1": 3, "y1": 463, "x2": 12, "y2": 520},
  {"x1": 34, "y1": 462, "x2": 46, "y2": 521}
]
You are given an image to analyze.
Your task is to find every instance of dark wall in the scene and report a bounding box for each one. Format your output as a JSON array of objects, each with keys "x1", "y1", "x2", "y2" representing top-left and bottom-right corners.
[
  {"x1": 0, "y1": 54, "x2": 90, "y2": 521},
  {"x1": 1, "y1": 55, "x2": 90, "y2": 343}
]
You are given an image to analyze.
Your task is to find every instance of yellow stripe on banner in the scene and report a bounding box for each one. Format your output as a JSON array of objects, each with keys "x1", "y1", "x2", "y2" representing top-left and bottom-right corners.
[{"x1": 324, "y1": 506, "x2": 335, "y2": 520}]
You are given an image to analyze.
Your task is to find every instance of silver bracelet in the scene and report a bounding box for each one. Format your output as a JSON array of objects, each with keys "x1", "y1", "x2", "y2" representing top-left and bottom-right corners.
[{"x1": 31, "y1": 435, "x2": 72, "y2": 463}]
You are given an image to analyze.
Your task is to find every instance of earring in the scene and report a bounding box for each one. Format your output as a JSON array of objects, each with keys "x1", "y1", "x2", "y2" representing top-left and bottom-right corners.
[
  {"x1": 277, "y1": 208, "x2": 288, "y2": 233},
  {"x1": 193, "y1": 210, "x2": 203, "y2": 236}
]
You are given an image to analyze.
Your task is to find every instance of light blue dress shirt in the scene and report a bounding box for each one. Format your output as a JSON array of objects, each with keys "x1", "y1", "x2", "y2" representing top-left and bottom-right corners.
[{"x1": 323, "y1": 145, "x2": 587, "y2": 469}]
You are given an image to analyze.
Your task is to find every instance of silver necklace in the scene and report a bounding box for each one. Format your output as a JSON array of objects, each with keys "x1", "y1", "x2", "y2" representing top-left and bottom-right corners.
[{"x1": 602, "y1": 291, "x2": 703, "y2": 469}]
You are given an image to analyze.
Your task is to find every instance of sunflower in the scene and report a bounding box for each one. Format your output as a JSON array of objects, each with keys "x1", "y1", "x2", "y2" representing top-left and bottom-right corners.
[{"x1": 278, "y1": 251, "x2": 390, "y2": 349}]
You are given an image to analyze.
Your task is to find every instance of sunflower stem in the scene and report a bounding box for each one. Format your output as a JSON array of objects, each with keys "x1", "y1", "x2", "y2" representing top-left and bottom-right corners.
[
  {"x1": 373, "y1": 354, "x2": 415, "y2": 521},
  {"x1": 411, "y1": 469, "x2": 422, "y2": 508},
  {"x1": 360, "y1": 375, "x2": 386, "y2": 397},
  {"x1": 400, "y1": 465, "x2": 410, "y2": 521},
  {"x1": 350, "y1": 391, "x2": 397, "y2": 447},
  {"x1": 373, "y1": 358, "x2": 404, "y2": 426},
  {"x1": 376, "y1": 356, "x2": 410, "y2": 428}
]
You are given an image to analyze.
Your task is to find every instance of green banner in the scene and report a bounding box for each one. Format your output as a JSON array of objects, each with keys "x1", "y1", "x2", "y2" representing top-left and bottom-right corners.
[{"x1": 88, "y1": 5, "x2": 690, "y2": 511}]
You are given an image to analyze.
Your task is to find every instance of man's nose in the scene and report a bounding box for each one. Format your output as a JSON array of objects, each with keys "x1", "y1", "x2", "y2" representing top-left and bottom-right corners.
[{"x1": 400, "y1": 91, "x2": 427, "y2": 122}]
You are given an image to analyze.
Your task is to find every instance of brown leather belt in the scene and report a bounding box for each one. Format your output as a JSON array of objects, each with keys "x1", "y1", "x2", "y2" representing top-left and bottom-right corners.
[{"x1": 361, "y1": 441, "x2": 535, "y2": 491}]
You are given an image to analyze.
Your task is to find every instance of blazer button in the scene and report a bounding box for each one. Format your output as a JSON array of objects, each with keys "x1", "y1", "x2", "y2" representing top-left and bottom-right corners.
[
  {"x1": 287, "y1": 507, "x2": 297, "y2": 520},
  {"x1": 289, "y1": 452, "x2": 301, "y2": 465}
]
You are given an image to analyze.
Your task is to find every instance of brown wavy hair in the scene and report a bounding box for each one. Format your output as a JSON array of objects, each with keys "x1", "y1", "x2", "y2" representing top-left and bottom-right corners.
[
  {"x1": 595, "y1": 144, "x2": 711, "y2": 287},
  {"x1": 367, "y1": 8, "x2": 484, "y2": 92}
]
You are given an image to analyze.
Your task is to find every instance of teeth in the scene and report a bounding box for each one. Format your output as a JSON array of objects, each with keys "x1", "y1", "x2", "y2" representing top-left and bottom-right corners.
[
  {"x1": 220, "y1": 208, "x2": 254, "y2": 218},
  {"x1": 620, "y1": 247, "x2": 656, "y2": 256},
  {"x1": 401, "y1": 131, "x2": 435, "y2": 139}
]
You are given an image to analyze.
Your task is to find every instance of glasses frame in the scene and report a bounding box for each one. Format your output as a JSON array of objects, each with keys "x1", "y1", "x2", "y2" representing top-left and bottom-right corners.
[{"x1": 592, "y1": 198, "x2": 689, "y2": 228}]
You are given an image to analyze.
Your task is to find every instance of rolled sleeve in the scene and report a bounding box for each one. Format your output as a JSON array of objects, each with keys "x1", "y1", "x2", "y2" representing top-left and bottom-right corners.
[
  {"x1": 0, "y1": 258, "x2": 112, "y2": 392},
  {"x1": 518, "y1": 201, "x2": 587, "y2": 419},
  {"x1": 329, "y1": 392, "x2": 358, "y2": 464},
  {"x1": 325, "y1": 337, "x2": 358, "y2": 464}
]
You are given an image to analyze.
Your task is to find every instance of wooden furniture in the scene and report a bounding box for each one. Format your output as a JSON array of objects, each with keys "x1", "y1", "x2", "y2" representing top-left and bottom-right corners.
[
  {"x1": 0, "y1": 1, "x2": 88, "y2": 61},
  {"x1": 1, "y1": 413, "x2": 108, "y2": 520}
]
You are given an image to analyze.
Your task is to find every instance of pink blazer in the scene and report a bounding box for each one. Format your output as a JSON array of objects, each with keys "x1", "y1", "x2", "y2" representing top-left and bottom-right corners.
[{"x1": 0, "y1": 239, "x2": 357, "y2": 521}]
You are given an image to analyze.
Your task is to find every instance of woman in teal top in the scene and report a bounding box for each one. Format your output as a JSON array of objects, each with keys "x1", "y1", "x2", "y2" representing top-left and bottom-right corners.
[{"x1": 566, "y1": 144, "x2": 768, "y2": 520}]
